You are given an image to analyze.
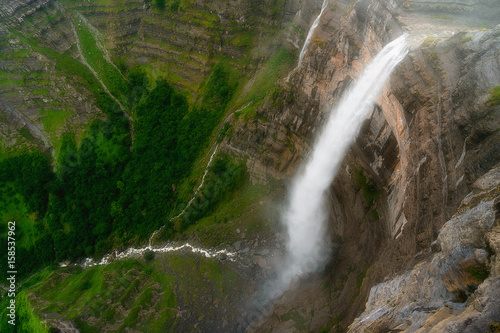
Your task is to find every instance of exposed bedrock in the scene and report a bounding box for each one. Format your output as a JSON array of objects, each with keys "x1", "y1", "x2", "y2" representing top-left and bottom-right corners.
[
  {"x1": 0, "y1": 0, "x2": 499, "y2": 331},
  {"x1": 220, "y1": 0, "x2": 499, "y2": 330}
]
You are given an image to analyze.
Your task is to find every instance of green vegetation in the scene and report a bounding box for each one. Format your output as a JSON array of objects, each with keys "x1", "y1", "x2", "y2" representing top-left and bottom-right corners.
[
  {"x1": 355, "y1": 264, "x2": 370, "y2": 294},
  {"x1": 356, "y1": 270, "x2": 366, "y2": 290},
  {"x1": 182, "y1": 180, "x2": 279, "y2": 246},
  {"x1": 460, "y1": 35, "x2": 472, "y2": 44},
  {"x1": 74, "y1": 17, "x2": 130, "y2": 107},
  {"x1": 112, "y1": 79, "x2": 189, "y2": 239},
  {"x1": 151, "y1": 0, "x2": 193, "y2": 12},
  {"x1": 423, "y1": 36, "x2": 438, "y2": 47},
  {"x1": 490, "y1": 322, "x2": 500, "y2": 333},
  {"x1": 353, "y1": 168, "x2": 381, "y2": 208},
  {"x1": 235, "y1": 48, "x2": 294, "y2": 120},
  {"x1": 144, "y1": 250, "x2": 155, "y2": 261},
  {"x1": 281, "y1": 308, "x2": 308, "y2": 331},
  {"x1": 153, "y1": 0, "x2": 166, "y2": 10},
  {"x1": 466, "y1": 263, "x2": 490, "y2": 281},
  {"x1": 6, "y1": 255, "x2": 242, "y2": 332},
  {"x1": 17, "y1": 292, "x2": 50, "y2": 332},
  {"x1": 179, "y1": 154, "x2": 247, "y2": 229},
  {"x1": 0, "y1": 291, "x2": 49, "y2": 333},
  {"x1": 217, "y1": 122, "x2": 232, "y2": 142},
  {"x1": 39, "y1": 107, "x2": 71, "y2": 132},
  {"x1": 13, "y1": 259, "x2": 177, "y2": 332},
  {"x1": 229, "y1": 32, "x2": 256, "y2": 47},
  {"x1": 269, "y1": 0, "x2": 287, "y2": 19},
  {"x1": 0, "y1": 60, "x2": 238, "y2": 279},
  {"x1": 27, "y1": 41, "x2": 122, "y2": 122},
  {"x1": 19, "y1": 128, "x2": 36, "y2": 142},
  {"x1": 170, "y1": 0, "x2": 180, "y2": 11},
  {"x1": 487, "y1": 86, "x2": 500, "y2": 106},
  {"x1": 319, "y1": 314, "x2": 344, "y2": 333},
  {"x1": 115, "y1": 64, "x2": 234, "y2": 240},
  {"x1": 0, "y1": 153, "x2": 55, "y2": 278},
  {"x1": 48, "y1": 95, "x2": 131, "y2": 260},
  {"x1": 313, "y1": 39, "x2": 326, "y2": 47},
  {"x1": 0, "y1": 4, "x2": 298, "y2": 329}
]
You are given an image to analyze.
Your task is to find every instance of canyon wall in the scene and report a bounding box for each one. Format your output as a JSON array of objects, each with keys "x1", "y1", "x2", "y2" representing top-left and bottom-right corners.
[
  {"x1": 219, "y1": 0, "x2": 499, "y2": 330},
  {"x1": 0, "y1": 0, "x2": 498, "y2": 331}
]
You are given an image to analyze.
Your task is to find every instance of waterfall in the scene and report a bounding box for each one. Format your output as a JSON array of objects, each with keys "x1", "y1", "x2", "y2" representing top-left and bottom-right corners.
[
  {"x1": 297, "y1": 0, "x2": 329, "y2": 69},
  {"x1": 278, "y1": 34, "x2": 408, "y2": 296}
]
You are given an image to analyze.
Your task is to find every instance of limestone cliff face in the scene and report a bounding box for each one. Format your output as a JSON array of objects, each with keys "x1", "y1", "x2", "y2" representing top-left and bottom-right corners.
[
  {"x1": 0, "y1": 0, "x2": 103, "y2": 151},
  {"x1": 58, "y1": 0, "x2": 303, "y2": 93},
  {"x1": 1, "y1": 0, "x2": 499, "y2": 331},
  {"x1": 220, "y1": 0, "x2": 499, "y2": 330},
  {"x1": 0, "y1": 0, "x2": 302, "y2": 151},
  {"x1": 349, "y1": 166, "x2": 500, "y2": 332}
]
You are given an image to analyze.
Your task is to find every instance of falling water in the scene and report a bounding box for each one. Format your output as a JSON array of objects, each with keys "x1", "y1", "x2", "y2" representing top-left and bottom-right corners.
[
  {"x1": 296, "y1": 0, "x2": 329, "y2": 69},
  {"x1": 278, "y1": 34, "x2": 409, "y2": 296}
]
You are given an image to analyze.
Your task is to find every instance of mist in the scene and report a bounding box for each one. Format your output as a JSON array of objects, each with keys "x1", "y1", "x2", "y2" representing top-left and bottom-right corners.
[{"x1": 241, "y1": 34, "x2": 409, "y2": 330}]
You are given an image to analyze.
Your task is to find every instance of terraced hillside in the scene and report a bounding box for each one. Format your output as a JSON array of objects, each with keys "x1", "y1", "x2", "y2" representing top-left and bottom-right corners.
[
  {"x1": 1, "y1": 0, "x2": 498, "y2": 332},
  {"x1": 0, "y1": 0, "x2": 308, "y2": 331}
]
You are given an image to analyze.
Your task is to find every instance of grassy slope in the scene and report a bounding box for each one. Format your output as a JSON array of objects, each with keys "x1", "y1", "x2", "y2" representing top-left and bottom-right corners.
[
  {"x1": 0, "y1": 2, "x2": 111, "y2": 153},
  {"x1": 0, "y1": 0, "x2": 300, "y2": 330},
  {"x1": 179, "y1": 179, "x2": 284, "y2": 247},
  {"x1": 73, "y1": 15, "x2": 131, "y2": 109},
  {"x1": 0, "y1": 291, "x2": 50, "y2": 333},
  {"x1": 38, "y1": 108, "x2": 72, "y2": 134},
  {"x1": 12, "y1": 255, "x2": 245, "y2": 332},
  {"x1": 231, "y1": 48, "x2": 295, "y2": 120}
]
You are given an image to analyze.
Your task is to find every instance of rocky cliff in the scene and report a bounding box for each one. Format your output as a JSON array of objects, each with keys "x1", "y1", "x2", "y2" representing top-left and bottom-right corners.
[
  {"x1": 218, "y1": 0, "x2": 499, "y2": 331},
  {"x1": 349, "y1": 166, "x2": 500, "y2": 332},
  {"x1": 0, "y1": 0, "x2": 499, "y2": 332},
  {"x1": 0, "y1": 0, "x2": 304, "y2": 152}
]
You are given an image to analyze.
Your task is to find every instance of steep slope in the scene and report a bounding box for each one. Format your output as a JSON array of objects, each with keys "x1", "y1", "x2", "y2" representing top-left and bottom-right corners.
[
  {"x1": 0, "y1": 0, "x2": 312, "y2": 332},
  {"x1": 0, "y1": 0, "x2": 499, "y2": 332},
  {"x1": 214, "y1": 0, "x2": 499, "y2": 331},
  {"x1": 350, "y1": 166, "x2": 500, "y2": 332},
  {"x1": 0, "y1": 0, "x2": 309, "y2": 153}
]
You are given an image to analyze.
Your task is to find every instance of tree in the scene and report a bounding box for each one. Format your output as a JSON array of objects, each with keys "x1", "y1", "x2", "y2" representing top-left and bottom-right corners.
[{"x1": 154, "y1": 0, "x2": 166, "y2": 10}]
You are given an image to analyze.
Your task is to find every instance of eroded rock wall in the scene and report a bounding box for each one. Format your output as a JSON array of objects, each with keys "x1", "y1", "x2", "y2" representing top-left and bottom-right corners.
[
  {"x1": 349, "y1": 166, "x2": 500, "y2": 332},
  {"x1": 219, "y1": 0, "x2": 499, "y2": 330},
  {"x1": 1, "y1": 0, "x2": 498, "y2": 331},
  {"x1": 0, "y1": 0, "x2": 310, "y2": 151}
]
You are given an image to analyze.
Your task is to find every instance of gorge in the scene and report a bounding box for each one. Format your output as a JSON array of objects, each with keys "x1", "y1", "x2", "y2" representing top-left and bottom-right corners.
[
  {"x1": 0, "y1": 0, "x2": 499, "y2": 332},
  {"x1": 277, "y1": 33, "x2": 408, "y2": 300}
]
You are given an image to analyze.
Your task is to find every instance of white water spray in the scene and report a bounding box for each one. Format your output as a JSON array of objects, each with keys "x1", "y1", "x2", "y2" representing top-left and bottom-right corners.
[
  {"x1": 297, "y1": 0, "x2": 329, "y2": 69},
  {"x1": 278, "y1": 35, "x2": 408, "y2": 296}
]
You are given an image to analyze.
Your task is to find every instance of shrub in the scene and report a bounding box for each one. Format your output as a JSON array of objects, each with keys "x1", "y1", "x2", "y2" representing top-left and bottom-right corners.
[
  {"x1": 217, "y1": 122, "x2": 231, "y2": 143},
  {"x1": 466, "y1": 263, "x2": 490, "y2": 281},
  {"x1": 490, "y1": 322, "x2": 500, "y2": 333},
  {"x1": 153, "y1": 0, "x2": 166, "y2": 10},
  {"x1": 487, "y1": 86, "x2": 500, "y2": 106},
  {"x1": 170, "y1": 0, "x2": 180, "y2": 11},
  {"x1": 353, "y1": 168, "x2": 380, "y2": 207},
  {"x1": 144, "y1": 250, "x2": 155, "y2": 261},
  {"x1": 181, "y1": 154, "x2": 247, "y2": 228}
]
